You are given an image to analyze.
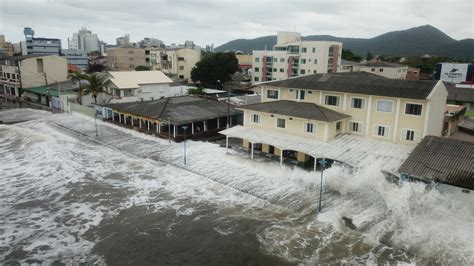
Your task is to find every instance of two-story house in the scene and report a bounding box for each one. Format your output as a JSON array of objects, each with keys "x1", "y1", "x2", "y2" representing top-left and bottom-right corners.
[{"x1": 221, "y1": 72, "x2": 447, "y2": 168}]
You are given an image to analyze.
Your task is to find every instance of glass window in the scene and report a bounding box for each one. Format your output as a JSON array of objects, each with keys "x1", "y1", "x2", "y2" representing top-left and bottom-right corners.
[
  {"x1": 302, "y1": 47, "x2": 307, "y2": 53},
  {"x1": 351, "y1": 98, "x2": 364, "y2": 109},
  {"x1": 296, "y1": 90, "x2": 305, "y2": 100},
  {"x1": 277, "y1": 118, "x2": 286, "y2": 128},
  {"x1": 405, "y1": 103, "x2": 422, "y2": 116},
  {"x1": 267, "y1": 89, "x2": 279, "y2": 99},
  {"x1": 349, "y1": 122, "x2": 361, "y2": 132},
  {"x1": 300, "y1": 69, "x2": 306, "y2": 74},
  {"x1": 314, "y1": 59, "x2": 318, "y2": 64},
  {"x1": 255, "y1": 57, "x2": 260, "y2": 62},
  {"x1": 301, "y1": 59, "x2": 306, "y2": 64},
  {"x1": 252, "y1": 114, "x2": 260, "y2": 123},
  {"x1": 379, "y1": 68, "x2": 384, "y2": 72},
  {"x1": 325, "y1": 95, "x2": 339, "y2": 106},
  {"x1": 254, "y1": 77, "x2": 259, "y2": 82},
  {"x1": 402, "y1": 129, "x2": 418, "y2": 141},
  {"x1": 371, "y1": 68, "x2": 375, "y2": 72},
  {"x1": 280, "y1": 68, "x2": 284, "y2": 72},
  {"x1": 254, "y1": 67, "x2": 259, "y2": 72},
  {"x1": 377, "y1": 100, "x2": 392, "y2": 112},
  {"x1": 280, "y1": 58, "x2": 285, "y2": 62},
  {"x1": 312, "y1": 48, "x2": 316, "y2": 53},
  {"x1": 336, "y1": 121, "x2": 341, "y2": 131},
  {"x1": 305, "y1": 123, "x2": 315, "y2": 133},
  {"x1": 375, "y1": 125, "x2": 389, "y2": 137}
]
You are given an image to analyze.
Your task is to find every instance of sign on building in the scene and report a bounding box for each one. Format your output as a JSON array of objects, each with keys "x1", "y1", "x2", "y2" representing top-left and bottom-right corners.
[
  {"x1": 435, "y1": 63, "x2": 474, "y2": 84},
  {"x1": 51, "y1": 96, "x2": 61, "y2": 113}
]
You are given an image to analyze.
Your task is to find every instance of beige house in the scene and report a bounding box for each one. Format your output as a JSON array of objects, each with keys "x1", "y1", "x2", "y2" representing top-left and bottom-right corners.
[
  {"x1": 0, "y1": 54, "x2": 67, "y2": 101},
  {"x1": 221, "y1": 72, "x2": 447, "y2": 166},
  {"x1": 149, "y1": 48, "x2": 201, "y2": 80},
  {"x1": 107, "y1": 47, "x2": 147, "y2": 71},
  {"x1": 356, "y1": 61, "x2": 408, "y2": 79}
]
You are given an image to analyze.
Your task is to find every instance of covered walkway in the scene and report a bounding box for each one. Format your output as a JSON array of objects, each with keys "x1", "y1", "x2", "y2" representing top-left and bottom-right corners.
[{"x1": 220, "y1": 125, "x2": 414, "y2": 172}]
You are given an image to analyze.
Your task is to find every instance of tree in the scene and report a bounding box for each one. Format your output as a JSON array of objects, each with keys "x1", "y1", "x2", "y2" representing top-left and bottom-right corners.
[
  {"x1": 81, "y1": 73, "x2": 108, "y2": 104},
  {"x1": 86, "y1": 63, "x2": 106, "y2": 74},
  {"x1": 135, "y1": 65, "x2": 150, "y2": 71},
  {"x1": 341, "y1": 49, "x2": 362, "y2": 62},
  {"x1": 191, "y1": 52, "x2": 239, "y2": 86},
  {"x1": 188, "y1": 86, "x2": 204, "y2": 95},
  {"x1": 366, "y1": 50, "x2": 374, "y2": 61},
  {"x1": 68, "y1": 71, "x2": 86, "y2": 104}
]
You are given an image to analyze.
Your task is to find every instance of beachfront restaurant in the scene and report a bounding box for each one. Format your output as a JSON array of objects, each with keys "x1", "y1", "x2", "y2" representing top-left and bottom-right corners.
[{"x1": 101, "y1": 95, "x2": 242, "y2": 141}]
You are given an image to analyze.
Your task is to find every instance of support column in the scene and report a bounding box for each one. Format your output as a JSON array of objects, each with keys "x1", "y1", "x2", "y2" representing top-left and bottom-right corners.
[
  {"x1": 124, "y1": 115, "x2": 127, "y2": 125},
  {"x1": 251, "y1": 142, "x2": 254, "y2": 160},
  {"x1": 225, "y1": 136, "x2": 229, "y2": 153},
  {"x1": 280, "y1": 149, "x2": 283, "y2": 166},
  {"x1": 191, "y1": 122, "x2": 194, "y2": 134},
  {"x1": 204, "y1": 120, "x2": 207, "y2": 132},
  {"x1": 119, "y1": 113, "x2": 122, "y2": 123},
  {"x1": 131, "y1": 117, "x2": 134, "y2": 127},
  {"x1": 313, "y1": 158, "x2": 317, "y2": 171},
  {"x1": 173, "y1": 125, "x2": 176, "y2": 138},
  {"x1": 157, "y1": 122, "x2": 160, "y2": 133},
  {"x1": 217, "y1": 118, "x2": 220, "y2": 129},
  {"x1": 147, "y1": 120, "x2": 150, "y2": 131},
  {"x1": 112, "y1": 111, "x2": 115, "y2": 121},
  {"x1": 139, "y1": 119, "x2": 142, "y2": 129}
]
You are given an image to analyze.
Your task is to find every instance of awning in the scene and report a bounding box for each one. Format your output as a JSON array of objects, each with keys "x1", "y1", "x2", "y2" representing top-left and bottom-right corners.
[{"x1": 220, "y1": 125, "x2": 414, "y2": 171}]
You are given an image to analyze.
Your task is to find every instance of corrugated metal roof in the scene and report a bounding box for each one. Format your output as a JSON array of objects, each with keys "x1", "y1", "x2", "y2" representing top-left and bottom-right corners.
[
  {"x1": 398, "y1": 136, "x2": 474, "y2": 190},
  {"x1": 103, "y1": 96, "x2": 241, "y2": 124},
  {"x1": 260, "y1": 72, "x2": 439, "y2": 100},
  {"x1": 238, "y1": 100, "x2": 350, "y2": 122}
]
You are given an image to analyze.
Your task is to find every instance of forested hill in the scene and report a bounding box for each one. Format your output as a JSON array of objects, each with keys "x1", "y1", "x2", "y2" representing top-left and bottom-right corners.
[{"x1": 215, "y1": 25, "x2": 473, "y2": 60}]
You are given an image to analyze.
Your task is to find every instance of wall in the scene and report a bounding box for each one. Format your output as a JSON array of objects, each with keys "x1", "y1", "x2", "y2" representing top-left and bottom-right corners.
[
  {"x1": 356, "y1": 66, "x2": 408, "y2": 79},
  {"x1": 107, "y1": 48, "x2": 146, "y2": 71},
  {"x1": 20, "y1": 55, "x2": 68, "y2": 88},
  {"x1": 425, "y1": 81, "x2": 448, "y2": 136}
]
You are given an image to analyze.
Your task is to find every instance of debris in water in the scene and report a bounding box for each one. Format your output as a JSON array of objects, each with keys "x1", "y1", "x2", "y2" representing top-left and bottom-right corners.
[{"x1": 342, "y1": 217, "x2": 357, "y2": 230}]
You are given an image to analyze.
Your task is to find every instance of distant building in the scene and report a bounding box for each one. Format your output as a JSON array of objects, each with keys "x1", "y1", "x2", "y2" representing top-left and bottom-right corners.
[
  {"x1": 435, "y1": 63, "x2": 474, "y2": 84},
  {"x1": 0, "y1": 35, "x2": 14, "y2": 57},
  {"x1": 61, "y1": 49, "x2": 89, "y2": 71},
  {"x1": 406, "y1": 67, "x2": 420, "y2": 80},
  {"x1": 252, "y1": 32, "x2": 343, "y2": 83},
  {"x1": 104, "y1": 70, "x2": 174, "y2": 103},
  {"x1": 443, "y1": 104, "x2": 466, "y2": 137},
  {"x1": 20, "y1": 27, "x2": 61, "y2": 56},
  {"x1": 106, "y1": 47, "x2": 147, "y2": 71},
  {"x1": 236, "y1": 54, "x2": 252, "y2": 74},
  {"x1": 0, "y1": 54, "x2": 68, "y2": 102},
  {"x1": 355, "y1": 61, "x2": 408, "y2": 79},
  {"x1": 338, "y1": 60, "x2": 358, "y2": 73},
  {"x1": 446, "y1": 85, "x2": 474, "y2": 117},
  {"x1": 149, "y1": 48, "x2": 201, "y2": 80},
  {"x1": 139, "y1": 37, "x2": 163, "y2": 48},
  {"x1": 68, "y1": 28, "x2": 101, "y2": 53},
  {"x1": 205, "y1": 44, "x2": 214, "y2": 52},
  {"x1": 116, "y1": 34, "x2": 131, "y2": 47}
]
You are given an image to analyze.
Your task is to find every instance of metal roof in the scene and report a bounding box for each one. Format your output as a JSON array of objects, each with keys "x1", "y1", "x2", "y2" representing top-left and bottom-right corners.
[
  {"x1": 238, "y1": 100, "x2": 350, "y2": 122},
  {"x1": 446, "y1": 86, "x2": 474, "y2": 102},
  {"x1": 103, "y1": 96, "x2": 241, "y2": 124},
  {"x1": 398, "y1": 136, "x2": 474, "y2": 190},
  {"x1": 260, "y1": 72, "x2": 440, "y2": 100}
]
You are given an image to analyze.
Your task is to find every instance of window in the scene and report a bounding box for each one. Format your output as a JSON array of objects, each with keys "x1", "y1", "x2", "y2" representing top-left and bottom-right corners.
[
  {"x1": 379, "y1": 68, "x2": 384, "y2": 72},
  {"x1": 402, "y1": 129, "x2": 418, "y2": 141},
  {"x1": 36, "y1": 58, "x2": 44, "y2": 73},
  {"x1": 254, "y1": 67, "x2": 259, "y2": 72},
  {"x1": 374, "y1": 125, "x2": 389, "y2": 138},
  {"x1": 336, "y1": 122, "x2": 341, "y2": 132},
  {"x1": 405, "y1": 103, "x2": 422, "y2": 116},
  {"x1": 267, "y1": 89, "x2": 279, "y2": 99},
  {"x1": 377, "y1": 100, "x2": 393, "y2": 112},
  {"x1": 296, "y1": 90, "x2": 305, "y2": 100},
  {"x1": 255, "y1": 57, "x2": 260, "y2": 62},
  {"x1": 252, "y1": 114, "x2": 260, "y2": 123},
  {"x1": 273, "y1": 57, "x2": 278, "y2": 62},
  {"x1": 305, "y1": 123, "x2": 315, "y2": 133},
  {"x1": 179, "y1": 75, "x2": 184, "y2": 79},
  {"x1": 313, "y1": 70, "x2": 317, "y2": 74},
  {"x1": 301, "y1": 59, "x2": 306, "y2": 64},
  {"x1": 254, "y1": 77, "x2": 259, "y2": 82},
  {"x1": 302, "y1": 47, "x2": 307, "y2": 53},
  {"x1": 279, "y1": 68, "x2": 284, "y2": 72},
  {"x1": 277, "y1": 118, "x2": 286, "y2": 128},
  {"x1": 300, "y1": 69, "x2": 306, "y2": 74},
  {"x1": 179, "y1": 66, "x2": 184, "y2": 70},
  {"x1": 351, "y1": 98, "x2": 364, "y2": 109},
  {"x1": 325, "y1": 95, "x2": 339, "y2": 106},
  {"x1": 371, "y1": 68, "x2": 375, "y2": 72},
  {"x1": 280, "y1": 58, "x2": 285, "y2": 62},
  {"x1": 178, "y1": 57, "x2": 185, "y2": 61},
  {"x1": 312, "y1": 48, "x2": 316, "y2": 53},
  {"x1": 314, "y1": 59, "x2": 318, "y2": 64},
  {"x1": 349, "y1": 121, "x2": 362, "y2": 133},
  {"x1": 273, "y1": 68, "x2": 277, "y2": 72}
]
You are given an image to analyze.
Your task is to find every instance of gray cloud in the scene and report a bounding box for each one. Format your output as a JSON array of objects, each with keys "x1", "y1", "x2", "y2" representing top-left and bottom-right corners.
[{"x1": 0, "y1": 0, "x2": 472, "y2": 48}]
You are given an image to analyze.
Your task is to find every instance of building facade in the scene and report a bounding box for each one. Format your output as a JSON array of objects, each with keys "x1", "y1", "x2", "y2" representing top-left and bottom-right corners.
[
  {"x1": 60, "y1": 49, "x2": 89, "y2": 71},
  {"x1": 21, "y1": 27, "x2": 61, "y2": 56},
  {"x1": 149, "y1": 48, "x2": 201, "y2": 80},
  {"x1": 356, "y1": 62, "x2": 408, "y2": 79},
  {"x1": 0, "y1": 55, "x2": 68, "y2": 101},
  {"x1": 252, "y1": 32, "x2": 342, "y2": 83},
  {"x1": 68, "y1": 28, "x2": 101, "y2": 53},
  {"x1": 106, "y1": 47, "x2": 147, "y2": 71},
  {"x1": 0, "y1": 35, "x2": 14, "y2": 57},
  {"x1": 116, "y1": 34, "x2": 131, "y2": 47}
]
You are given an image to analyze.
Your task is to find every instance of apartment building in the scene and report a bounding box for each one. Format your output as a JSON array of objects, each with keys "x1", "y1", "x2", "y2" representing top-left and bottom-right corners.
[
  {"x1": 0, "y1": 54, "x2": 68, "y2": 101},
  {"x1": 106, "y1": 47, "x2": 147, "y2": 71},
  {"x1": 61, "y1": 49, "x2": 89, "y2": 71},
  {"x1": 0, "y1": 35, "x2": 14, "y2": 57},
  {"x1": 68, "y1": 28, "x2": 101, "y2": 53},
  {"x1": 356, "y1": 62, "x2": 408, "y2": 79},
  {"x1": 149, "y1": 48, "x2": 201, "y2": 80},
  {"x1": 252, "y1": 32, "x2": 342, "y2": 83},
  {"x1": 21, "y1": 27, "x2": 61, "y2": 56}
]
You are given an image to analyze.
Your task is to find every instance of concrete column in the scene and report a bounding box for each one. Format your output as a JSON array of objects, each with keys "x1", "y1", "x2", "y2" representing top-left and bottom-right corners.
[
  {"x1": 119, "y1": 113, "x2": 121, "y2": 123},
  {"x1": 423, "y1": 101, "x2": 431, "y2": 138},
  {"x1": 324, "y1": 124, "x2": 329, "y2": 142},
  {"x1": 313, "y1": 158, "x2": 317, "y2": 171},
  {"x1": 124, "y1": 115, "x2": 127, "y2": 125},
  {"x1": 147, "y1": 120, "x2": 150, "y2": 131},
  {"x1": 204, "y1": 120, "x2": 207, "y2": 132},
  {"x1": 112, "y1": 111, "x2": 114, "y2": 121},
  {"x1": 280, "y1": 149, "x2": 283, "y2": 166},
  {"x1": 139, "y1": 119, "x2": 142, "y2": 128},
  {"x1": 225, "y1": 136, "x2": 229, "y2": 153},
  {"x1": 131, "y1": 118, "x2": 134, "y2": 127},
  {"x1": 157, "y1": 123, "x2": 160, "y2": 133},
  {"x1": 173, "y1": 125, "x2": 176, "y2": 138},
  {"x1": 393, "y1": 98, "x2": 401, "y2": 143},
  {"x1": 217, "y1": 118, "x2": 220, "y2": 129},
  {"x1": 365, "y1": 95, "x2": 372, "y2": 135},
  {"x1": 251, "y1": 142, "x2": 254, "y2": 160},
  {"x1": 191, "y1": 122, "x2": 194, "y2": 134}
]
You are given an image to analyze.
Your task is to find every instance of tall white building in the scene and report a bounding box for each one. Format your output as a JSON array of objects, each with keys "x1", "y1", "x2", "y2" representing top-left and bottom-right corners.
[
  {"x1": 252, "y1": 32, "x2": 342, "y2": 83},
  {"x1": 68, "y1": 28, "x2": 100, "y2": 53}
]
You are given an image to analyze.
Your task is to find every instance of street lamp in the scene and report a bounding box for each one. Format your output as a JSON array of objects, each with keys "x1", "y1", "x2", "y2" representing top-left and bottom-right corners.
[
  {"x1": 181, "y1": 125, "x2": 188, "y2": 165},
  {"x1": 318, "y1": 158, "x2": 328, "y2": 213}
]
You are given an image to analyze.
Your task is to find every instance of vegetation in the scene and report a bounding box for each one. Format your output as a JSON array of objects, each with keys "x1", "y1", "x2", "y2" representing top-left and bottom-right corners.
[
  {"x1": 191, "y1": 52, "x2": 239, "y2": 86},
  {"x1": 68, "y1": 71, "x2": 87, "y2": 104},
  {"x1": 88, "y1": 51, "x2": 102, "y2": 57},
  {"x1": 135, "y1": 65, "x2": 151, "y2": 71},
  {"x1": 86, "y1": 63, "x2": 106, "y2": 74},
  {"x1": 366, "y1": 50, "x2": 374, "y2": 61},
  {"x1": 341, "y1": 49, "x2": 362, "y2": 62},
  {"x1": 187, "y1": 87, "x2": 205, "y2": 95},
  {"x1": 80, "y1": 73, "x2": 109, "y2": 104}
]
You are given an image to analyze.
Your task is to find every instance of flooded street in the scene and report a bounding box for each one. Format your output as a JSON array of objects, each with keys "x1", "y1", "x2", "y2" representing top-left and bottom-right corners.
[{"x1": 1, "y1": 109, "x2": 473, "y2": 265}]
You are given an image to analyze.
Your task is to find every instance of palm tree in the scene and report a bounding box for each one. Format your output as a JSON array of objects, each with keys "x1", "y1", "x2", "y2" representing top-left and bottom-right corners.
[
  {"x1": 68, "y1": 71, "x2": 85, "y2": 104},
  {"x1": 82, "y1": 73, "x2": 108, "y2": 104}
]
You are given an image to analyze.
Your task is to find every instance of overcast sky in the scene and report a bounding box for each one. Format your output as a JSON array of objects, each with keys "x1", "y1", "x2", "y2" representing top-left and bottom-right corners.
[{"x1": 0, "y1": 0, "x2": 472, "y2": 48}]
